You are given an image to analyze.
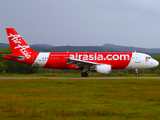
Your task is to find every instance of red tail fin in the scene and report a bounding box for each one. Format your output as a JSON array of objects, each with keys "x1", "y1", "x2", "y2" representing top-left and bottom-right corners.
[{"x1": 6, "y1": 28, "x2": 35, "y2": 59}]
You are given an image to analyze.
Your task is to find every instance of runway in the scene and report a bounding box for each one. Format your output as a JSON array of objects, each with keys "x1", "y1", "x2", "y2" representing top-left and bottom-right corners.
[{"x1": 1, "y1": 77, "x2": 160, "y2": 79}]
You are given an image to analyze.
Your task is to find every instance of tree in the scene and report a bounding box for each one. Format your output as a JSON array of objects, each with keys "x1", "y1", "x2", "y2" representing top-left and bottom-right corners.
[{"x1": 0, "y1": 47, "x2": 38, "y2": 74}]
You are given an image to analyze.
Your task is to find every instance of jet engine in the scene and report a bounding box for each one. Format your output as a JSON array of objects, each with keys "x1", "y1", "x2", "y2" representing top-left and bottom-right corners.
[{"x1": 96, "y1": 64, "x2": 111, "y2": 74}]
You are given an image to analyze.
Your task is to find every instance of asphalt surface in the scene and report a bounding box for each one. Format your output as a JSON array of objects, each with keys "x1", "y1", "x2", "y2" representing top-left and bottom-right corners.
[{"x1": 1, "y1": 77, "x2": 160, "y2": 79}]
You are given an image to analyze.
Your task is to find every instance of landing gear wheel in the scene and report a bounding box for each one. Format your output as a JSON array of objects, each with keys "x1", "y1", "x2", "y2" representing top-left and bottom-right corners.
[
  {"x1": 135, "y1": 69, "x2": 139, "y2": 77},
  {"x1": 81, "y1": 72, "x2": 88, "y2": 77},
  {"x1": 135, "y1": 73, "x2": 139, "y2": 77}
]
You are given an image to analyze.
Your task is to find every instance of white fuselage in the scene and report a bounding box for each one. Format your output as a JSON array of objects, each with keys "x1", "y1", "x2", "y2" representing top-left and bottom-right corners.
[{"x1": 126, "y1": 53, "x2": 159, "y2": 69}]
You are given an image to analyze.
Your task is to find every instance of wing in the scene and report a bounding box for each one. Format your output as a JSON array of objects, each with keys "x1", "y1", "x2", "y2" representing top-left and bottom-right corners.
[{"x1": 66, "y1": 58, "x2": 101, "y2": 69}]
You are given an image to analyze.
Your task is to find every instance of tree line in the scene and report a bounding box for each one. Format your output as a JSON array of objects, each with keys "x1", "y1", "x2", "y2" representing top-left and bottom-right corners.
[
  {"x1": 0, "y1": 47, "x2": 160, "y2": 74},
  {"x1": 0, "y1": 48, "x2": 38, "y2": 74}
]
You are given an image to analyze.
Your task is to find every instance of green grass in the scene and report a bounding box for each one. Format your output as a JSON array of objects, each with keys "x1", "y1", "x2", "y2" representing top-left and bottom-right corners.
[{"x1": 0, "y1": 78, "x2": 160, "y2": 119}]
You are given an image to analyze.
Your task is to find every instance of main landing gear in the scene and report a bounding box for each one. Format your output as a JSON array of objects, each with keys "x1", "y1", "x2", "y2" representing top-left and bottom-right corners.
[
  {"x1": 81, "y1": 72, "x2": 88, "y2": 77},
  {"x1": 81, "y1": 66, "x2": 88, "y2": 77},
  {"x1": 135, "y1": 69, "x2": 139, "y2": 77}
]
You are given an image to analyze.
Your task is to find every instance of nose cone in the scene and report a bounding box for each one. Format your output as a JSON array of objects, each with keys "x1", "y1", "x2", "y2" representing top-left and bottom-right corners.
[{"x1": 153, "y1": 60, "x2": 159, "y2": 67}]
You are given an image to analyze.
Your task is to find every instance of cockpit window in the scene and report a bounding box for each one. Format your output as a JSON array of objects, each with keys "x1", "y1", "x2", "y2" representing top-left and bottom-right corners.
[{"x1": 146, "y1": 56, "x2": 151, "y2": 59}]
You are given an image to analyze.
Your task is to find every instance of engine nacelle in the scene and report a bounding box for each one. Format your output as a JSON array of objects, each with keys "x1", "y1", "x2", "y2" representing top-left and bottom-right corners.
[{"x1": 96, "y1": 64, "x2": 111, "y2": 74}]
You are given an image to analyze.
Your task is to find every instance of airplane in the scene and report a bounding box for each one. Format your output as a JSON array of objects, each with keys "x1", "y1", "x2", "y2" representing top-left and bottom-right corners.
[{"x1": 3, "y1": 28, "x2": 159, "y2": 77}]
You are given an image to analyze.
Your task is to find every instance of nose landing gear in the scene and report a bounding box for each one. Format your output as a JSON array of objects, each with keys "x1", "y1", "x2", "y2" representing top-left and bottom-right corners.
[{"x1": 135, "y1": 69, "x2": 139, "y2": 77}]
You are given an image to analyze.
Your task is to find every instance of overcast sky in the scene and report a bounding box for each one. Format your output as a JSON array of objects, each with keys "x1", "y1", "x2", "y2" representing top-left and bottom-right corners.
[{"x1": 1, "y1": 0, "x2": 160, "y2": 48}]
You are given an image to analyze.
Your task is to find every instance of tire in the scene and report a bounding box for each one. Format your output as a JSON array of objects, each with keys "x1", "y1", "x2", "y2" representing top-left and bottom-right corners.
[
  {"x1": 135, "y1": 73, "x2": 139, "y2": 77},
  {"x1": 81, "y1": 72, "x2": 88, "y2": 77}
]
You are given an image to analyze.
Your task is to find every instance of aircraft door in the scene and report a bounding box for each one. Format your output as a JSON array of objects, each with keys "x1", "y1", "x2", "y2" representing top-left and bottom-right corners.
[
  {"x1": 32, "y1": 54, "x2": 39, "y2": 66},
  {"x1": 135, "y1": 54, "x2": 140, "y2": 63}
]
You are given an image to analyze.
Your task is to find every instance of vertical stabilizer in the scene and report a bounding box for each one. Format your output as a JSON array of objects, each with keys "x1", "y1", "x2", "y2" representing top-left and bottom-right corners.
[{"x1": 6, "y1": 28, "x2": 36, "y2": 59}]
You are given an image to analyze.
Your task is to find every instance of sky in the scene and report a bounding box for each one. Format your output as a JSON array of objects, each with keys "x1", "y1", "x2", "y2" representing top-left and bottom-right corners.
[{"x1": 1, "y1": 0, "x2": 160, "y2": 48}]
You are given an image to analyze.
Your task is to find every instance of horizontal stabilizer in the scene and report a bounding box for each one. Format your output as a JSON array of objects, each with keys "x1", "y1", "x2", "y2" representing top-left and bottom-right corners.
[{"x1": 4, "y1": 54, "x2": 24, "y2": 60}]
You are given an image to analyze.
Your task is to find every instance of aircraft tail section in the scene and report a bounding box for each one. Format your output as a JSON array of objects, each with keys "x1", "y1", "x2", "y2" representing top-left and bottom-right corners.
[
  {"x1": 5, "y1": 28, "x2": 38, "y2": 65},
  {"x1": 6, "y1": 28, "x2": 36, "y2": 59}
]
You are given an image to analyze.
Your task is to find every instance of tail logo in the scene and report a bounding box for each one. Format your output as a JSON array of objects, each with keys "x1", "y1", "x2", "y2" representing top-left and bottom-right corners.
[
  {"x1": 8, "y1": 33, "x2": 31, "y2": 59},
  {"x1": 8, "y1": 33, "x2": 21, "y2": 44}
]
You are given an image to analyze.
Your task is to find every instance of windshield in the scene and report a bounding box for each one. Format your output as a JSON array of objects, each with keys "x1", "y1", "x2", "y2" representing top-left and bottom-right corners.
[{"x1": 146, "y1": 56, "x2": 152, "y2": 60}]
